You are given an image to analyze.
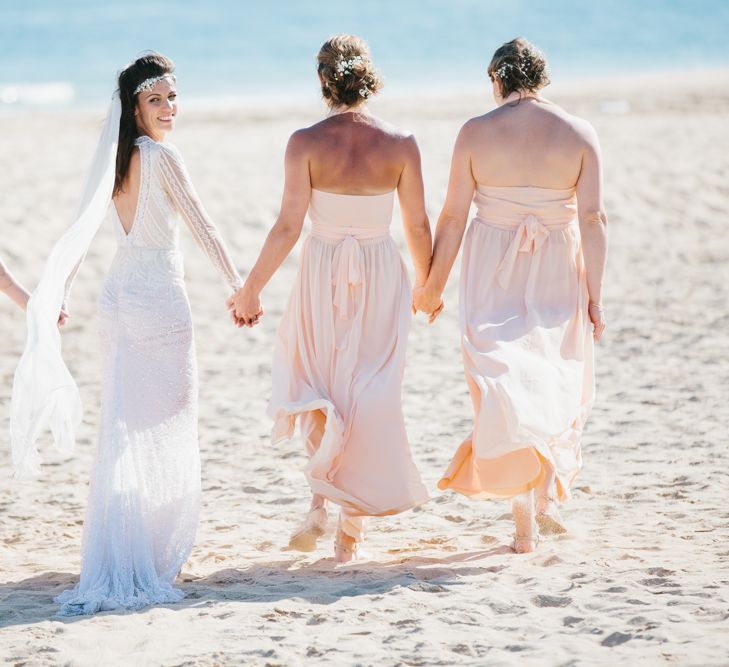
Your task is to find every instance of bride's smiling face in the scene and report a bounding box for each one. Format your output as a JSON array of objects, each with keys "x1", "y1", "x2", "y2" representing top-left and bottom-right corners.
[{"x1": 135, "y1": 77, "x2": 177, "y2": 141}]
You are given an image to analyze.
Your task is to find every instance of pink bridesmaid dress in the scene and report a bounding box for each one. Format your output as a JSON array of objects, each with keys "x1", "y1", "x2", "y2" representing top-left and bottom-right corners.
[
  {"x1": 269, "y1": 189, "x2": 429, "y2": 540},
  {"x1": 438, "y1": 186, "x2": 594, "y2": 501}
]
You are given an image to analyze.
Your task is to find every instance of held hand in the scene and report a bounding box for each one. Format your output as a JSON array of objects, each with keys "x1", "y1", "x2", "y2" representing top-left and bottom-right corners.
[
  {"x1": 412, "y1": 286, "x2": 444, "y2": 325},
  {"x1": 226, "y1": 285, "x2": 264, "y2": 328},
  {"x1": 588, "y1": 301, "x2": 606, "y2": 342}
]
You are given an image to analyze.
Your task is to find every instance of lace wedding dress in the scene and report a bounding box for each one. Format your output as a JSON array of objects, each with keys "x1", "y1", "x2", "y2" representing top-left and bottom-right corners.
[{"x1": 54, "y1": 136, "x2": 241, "y2": 615}]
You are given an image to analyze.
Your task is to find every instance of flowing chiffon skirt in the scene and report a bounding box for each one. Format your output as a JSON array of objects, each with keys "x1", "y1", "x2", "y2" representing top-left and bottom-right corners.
[
  {"x1": 268, "y1": 191, "x2": 428, "y2": 538},
  {"x1": 438, "y1": 186, "x2": 594, "y2": 502}
]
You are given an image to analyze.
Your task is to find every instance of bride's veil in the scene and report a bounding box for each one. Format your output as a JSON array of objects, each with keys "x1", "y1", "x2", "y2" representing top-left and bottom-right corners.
[{"x1": 10, "y1": 91, "x2": 121, "y2": 479}]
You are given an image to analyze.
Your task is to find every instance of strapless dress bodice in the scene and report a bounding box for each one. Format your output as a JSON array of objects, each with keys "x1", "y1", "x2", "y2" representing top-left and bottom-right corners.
[
  {"x1": 474, "y1": 185, "x2": 577, "y2": 228},
  {"x1": 308, "y1": 189, "x2": 394, "y2": 240}
]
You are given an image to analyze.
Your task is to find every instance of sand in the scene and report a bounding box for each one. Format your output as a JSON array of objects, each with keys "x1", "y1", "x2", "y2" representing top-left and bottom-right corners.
[{"x1": 1, "y1": 70, "x2": 728, "y2": 666}]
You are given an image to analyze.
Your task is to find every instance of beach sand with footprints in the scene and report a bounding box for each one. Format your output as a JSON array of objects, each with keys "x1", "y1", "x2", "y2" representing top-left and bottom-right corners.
[{"x1": 1, "y1": 70, "x2": 728, "y2": 665}]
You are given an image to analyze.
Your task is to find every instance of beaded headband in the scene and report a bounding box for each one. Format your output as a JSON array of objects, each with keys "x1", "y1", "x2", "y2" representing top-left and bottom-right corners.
[{"x1": 133, "y1": 74, "x2": 174, "y2": 96}]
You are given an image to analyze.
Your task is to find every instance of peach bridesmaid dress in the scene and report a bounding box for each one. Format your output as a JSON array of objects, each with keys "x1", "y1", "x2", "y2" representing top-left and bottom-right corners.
[
  {"x1": 438, "y1": 186, "x2": 594, "y2": 502},
  {"x1": 269, "y1": 189, "x2": 429, "y2": 540}
]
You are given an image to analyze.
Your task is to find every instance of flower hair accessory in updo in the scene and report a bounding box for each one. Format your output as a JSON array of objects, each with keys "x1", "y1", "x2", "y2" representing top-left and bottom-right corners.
[
  {"x1": 488, "y1": 37, "x2": 550, "y2": 99},
  {"x1": 317, "y1": 34, "x2": 383, "y2": 107},
  {"x1": 335, "y1": 55, "x2": 365, "y2": 79}
]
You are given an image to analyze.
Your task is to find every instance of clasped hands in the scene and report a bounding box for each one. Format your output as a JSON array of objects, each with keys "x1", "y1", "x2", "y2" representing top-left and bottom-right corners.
[
  {"x1": 227, "y1": 285, "x2": 263, "y2": 328},
  {"x1": 226, "y1": 283, "x2": 444, "y2": 329},
  {"x1": 412, "y1": 284, "x2": 444, "y2": 324}
]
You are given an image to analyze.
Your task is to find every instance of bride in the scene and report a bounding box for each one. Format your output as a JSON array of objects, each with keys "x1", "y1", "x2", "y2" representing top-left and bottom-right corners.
[{"x1": 11, "y1": 52, "x2": 243, "y2": 615}]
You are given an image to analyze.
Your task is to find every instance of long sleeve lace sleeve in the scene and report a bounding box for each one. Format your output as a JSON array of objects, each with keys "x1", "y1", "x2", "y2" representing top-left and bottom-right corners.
[{"x1": 158, "y1": 144, "x2": 243, "y2": 291}]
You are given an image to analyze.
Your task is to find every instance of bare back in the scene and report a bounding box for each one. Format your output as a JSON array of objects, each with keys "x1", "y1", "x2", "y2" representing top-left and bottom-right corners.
[
  {"x1": 467, "y1": 99, "x2": 592, "y2": 189},
  {"x1": 261, "y1": 108, "x2": 431, "y2": 294},
  {"x1": 303, "y1": 112, "x2": 413, "y2": 195},
  {"x1": 113, "y1": 147, "x2": 141, "y2": 234}
]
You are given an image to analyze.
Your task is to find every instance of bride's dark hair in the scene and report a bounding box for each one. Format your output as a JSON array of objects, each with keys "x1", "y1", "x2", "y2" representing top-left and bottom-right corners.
[{"x1": 114, "y1": 52, "x2": 176, "y2": 196}]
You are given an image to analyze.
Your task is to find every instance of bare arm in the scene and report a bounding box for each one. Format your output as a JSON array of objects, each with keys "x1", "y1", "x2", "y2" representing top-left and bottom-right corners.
[
  {"x1": 415, "y1": 123, "x2": 476, "y2": 320},
  {"x1": 575, "y1": 123, "x2": 608, "y2": 341},
  {"x1": 228, "y1": 131, "x2": 311, "y2": 326},
  {"x1": 397, "y1": 135, "x2": 432, "y2": 288},
  {"x1": 0, "y1": 258, "x2": 31, "y2": 310}
]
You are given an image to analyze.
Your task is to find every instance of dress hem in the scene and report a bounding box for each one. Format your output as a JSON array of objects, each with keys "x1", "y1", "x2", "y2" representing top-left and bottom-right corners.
[
  {"x1": 269, "y1": 401, "x2": 431, "y2": 518},
  {"x1": 438, "y1": 439, "x2": 580, "y2": 503}
]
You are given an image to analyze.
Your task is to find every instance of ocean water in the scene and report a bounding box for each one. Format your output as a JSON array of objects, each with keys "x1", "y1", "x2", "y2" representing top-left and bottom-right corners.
[{"x1": 1, "y1": 0, "x2": 727, "y2": 108}]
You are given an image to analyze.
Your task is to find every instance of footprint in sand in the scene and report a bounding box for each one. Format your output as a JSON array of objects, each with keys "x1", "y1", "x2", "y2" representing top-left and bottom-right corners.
[
  {"x1": 639, "y1": 577, "x2": 680, "y2": 588},
  {"x1": 214, "y1": 611, "x2": 236, "y2": 620},
  {"x1": 601, "y1": 631, "x2": 632, "y2": 647},
  {"x1": 419, "y1": 536, "x2": 453, "y2": 545},
  {"x1": 450, "y1": 644, "x2": 477, "y2": 657},
  {"x1": 563, "y1": 616, "x2": 584, "y2": 627},
  {"x1": 627, "y1": 615, "x2": 661, "y2": 630},
  {"x1": 540, "y1": 555, "x2": 564, "y2": 567},
  {"x1": 531, "y1": 595, "x2": 573, "y2": 608},
  {"x1": 408, "y1": 581, "x2": 447, "y2": 593},
  {"x1": 645, "y1": 567, "x2": 676, "y2": 576}
]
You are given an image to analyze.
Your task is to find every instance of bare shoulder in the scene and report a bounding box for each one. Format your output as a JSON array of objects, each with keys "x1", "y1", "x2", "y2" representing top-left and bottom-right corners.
[
  {"x1": 372, "y1": 114, "x2": 412, "y2": 137},
  {"x1": 285, "y1": 127, "x2": 315, "y2": 156},
  {"x1": 365, "y1": 114, "x2": 422, "y2": 155},
  {"x1": 391, "y1": 127, "x2": 420, "y2": 157},
  {"x1": 458, "y1": 111, "x2": 512, "y2": 143},
  {"x1": 450, "y1": 114, "x2": 494, "y2": 151},
  {"x1": 355, "y1": 113, "x2": 414, "y2": 143},
  {"x1": 573, "y1": 116, "x2": 600, "y2": 150},
  {"x1": 461, "y1": 112, "x2": 496, "y2": 132},
  {"x1": 296, "y1": 117, "x2": 330, "y2": 136},
  {"x1": 548, "y1": 104, "x2": 600, "y2": 146}
]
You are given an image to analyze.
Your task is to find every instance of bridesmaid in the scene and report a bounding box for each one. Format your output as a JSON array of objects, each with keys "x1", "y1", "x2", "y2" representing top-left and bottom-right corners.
[
  {"x1": 229, "y1": 34, "x2": 434, "y2": 562},
  {"x1": 414, "y1": 38, "x2": 607, "y2": 552}
]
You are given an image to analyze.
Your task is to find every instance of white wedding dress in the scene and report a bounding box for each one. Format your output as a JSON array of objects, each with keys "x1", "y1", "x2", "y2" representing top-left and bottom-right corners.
[{"x1": 55, "y1": 136, "x2": 241, "y2": 616}]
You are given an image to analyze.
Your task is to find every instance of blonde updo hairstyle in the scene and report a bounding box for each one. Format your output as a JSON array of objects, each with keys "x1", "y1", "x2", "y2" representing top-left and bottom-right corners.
[
  {"x1": 488, "y1": 37, "x2": 550, "y2": 99},
  {"x1": 317, "y1": 34, "x2": 383, "y2": 107}
]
